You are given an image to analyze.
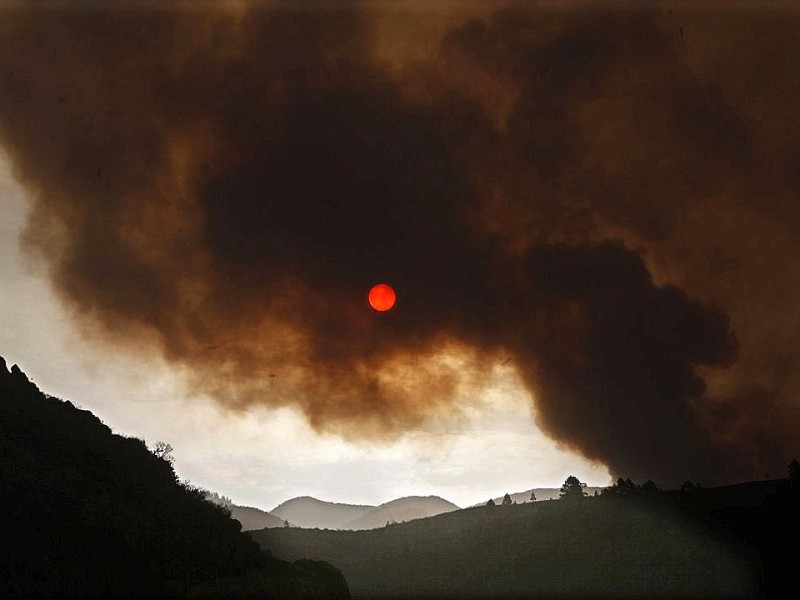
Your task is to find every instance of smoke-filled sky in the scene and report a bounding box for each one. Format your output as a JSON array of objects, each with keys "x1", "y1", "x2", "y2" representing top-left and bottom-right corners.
[{"x1": 1, "y1": 0, "x2": 800, "y2": 505}]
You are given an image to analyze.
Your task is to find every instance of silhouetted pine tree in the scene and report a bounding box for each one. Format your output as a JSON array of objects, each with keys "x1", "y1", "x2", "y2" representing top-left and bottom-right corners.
[{"x1": 559, "y1": 476, "x2": 587, "y2": 500}]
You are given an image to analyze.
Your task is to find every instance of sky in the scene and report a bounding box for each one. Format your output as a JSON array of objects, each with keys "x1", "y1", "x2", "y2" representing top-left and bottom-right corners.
[
  {"x1": 1, "y1": 151, "x2": 610, "y2": 509},
  {"x1": 1, "y1": 0, "x2": 800, "y2": 508}
]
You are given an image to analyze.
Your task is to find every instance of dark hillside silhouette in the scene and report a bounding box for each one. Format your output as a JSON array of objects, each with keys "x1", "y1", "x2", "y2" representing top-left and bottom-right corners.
[
  {"x1": 599, "y1": 474, "x2": 800, "y2": 598},
  {"x1": 0, "y1": 357, "x2": 349, "y2": 597},
  {"x1": 253, "y1": 491, "x2": 761, "y2": 599},
  {"x1": 662, "y1": 475, "x2": 800, "y2": 599}
]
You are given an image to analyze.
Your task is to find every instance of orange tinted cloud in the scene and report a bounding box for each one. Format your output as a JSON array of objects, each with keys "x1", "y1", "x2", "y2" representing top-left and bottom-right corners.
[{"x1": 1, "y1": 1, "x2": 798, "y2": 485}]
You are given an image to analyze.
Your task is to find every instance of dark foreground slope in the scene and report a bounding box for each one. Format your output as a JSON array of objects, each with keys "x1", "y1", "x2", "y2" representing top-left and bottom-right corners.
[
  {"x1": 0, "y1": 357, "x2": 349, "y2": 598},
  {"x1": 253, "y1": 496, "x2": 762, "y2": 599}
]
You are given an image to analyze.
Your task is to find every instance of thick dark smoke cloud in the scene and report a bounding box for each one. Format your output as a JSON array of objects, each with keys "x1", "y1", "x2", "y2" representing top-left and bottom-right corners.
[
  {"x1": 1, "y1": 1, "x2": 799, "y2": 485},
  {"x1": 518, "y1": 242, "x2": 739, "y2": 483}
]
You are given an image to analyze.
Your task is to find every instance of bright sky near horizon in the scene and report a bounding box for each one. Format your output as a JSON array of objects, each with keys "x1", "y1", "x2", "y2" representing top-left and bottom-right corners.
[{"x1": 0, "y1": 152, "x2": 610, "y2": 510}]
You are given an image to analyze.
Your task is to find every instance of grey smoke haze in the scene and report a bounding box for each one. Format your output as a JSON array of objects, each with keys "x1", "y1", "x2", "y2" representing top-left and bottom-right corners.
[{"x1": 1, "y1": 1, "x2": 799, "y2": 485}]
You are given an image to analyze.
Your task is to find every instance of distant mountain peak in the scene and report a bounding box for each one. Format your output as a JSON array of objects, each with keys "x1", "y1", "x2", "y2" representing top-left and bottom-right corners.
[
  {"x1": 266, "y1": 494, "x2": 461, "y2": 531},
  {"x1": 345, "y1": 495, "x2": 460, "y2": 530},
  {"x1": 270, "y1": 496, "x2": 375, "y2": 530},
  {"x1": 378, "y1": 494, "x2": 458, "y2": 506}
]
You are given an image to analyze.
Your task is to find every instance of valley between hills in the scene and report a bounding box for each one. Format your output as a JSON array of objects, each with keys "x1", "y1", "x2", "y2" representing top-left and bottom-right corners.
[{"x1": 208, "y1": 488, "x2": 601, "y2": 532}]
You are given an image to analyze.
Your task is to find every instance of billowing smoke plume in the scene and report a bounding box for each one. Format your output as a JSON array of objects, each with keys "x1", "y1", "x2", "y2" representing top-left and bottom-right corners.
[{"x1": 1, "y1": 1, "x2": 799, "y2": 485}]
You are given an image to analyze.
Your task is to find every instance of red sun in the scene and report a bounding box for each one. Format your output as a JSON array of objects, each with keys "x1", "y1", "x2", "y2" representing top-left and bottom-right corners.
[{"x1": 368, "y1": 283, "x2": 396, "y2": 312}]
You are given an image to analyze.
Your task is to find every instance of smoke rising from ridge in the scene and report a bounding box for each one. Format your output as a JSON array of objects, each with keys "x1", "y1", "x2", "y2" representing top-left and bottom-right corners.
[{"x1": 1, "y1": 1, "x2": 799, "y2": 484}]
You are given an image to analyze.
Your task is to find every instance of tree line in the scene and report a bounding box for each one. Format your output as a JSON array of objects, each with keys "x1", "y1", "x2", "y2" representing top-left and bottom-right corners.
[{"x1": 487, "y1": 460, "x2": 800, "y2": 507}]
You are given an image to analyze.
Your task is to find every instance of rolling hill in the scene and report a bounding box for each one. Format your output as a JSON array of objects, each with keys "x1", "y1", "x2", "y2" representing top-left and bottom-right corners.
[
  {"x1": 345, "y1": 496, "x2": 459, "y2": 530},
  {"x1": 270, "y1": 495, "x2": 461, "y2": 531},
  {"x1": 271, "y1": 496, "x2": 374, "y2": 530},
  {"x1": 252, "y1": 495, "x2": 763, "y2": 599}
]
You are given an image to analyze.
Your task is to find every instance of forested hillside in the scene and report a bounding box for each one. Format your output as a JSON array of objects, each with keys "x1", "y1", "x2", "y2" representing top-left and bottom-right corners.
[{"x1": 0, "y1": 357, "x2": 349, "y2": 598}]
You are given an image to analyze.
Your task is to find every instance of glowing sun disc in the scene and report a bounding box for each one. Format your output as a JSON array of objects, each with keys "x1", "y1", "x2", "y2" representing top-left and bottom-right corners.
[{"x1": 368, "y1": 283, "x2": 396, "y2": 312}]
